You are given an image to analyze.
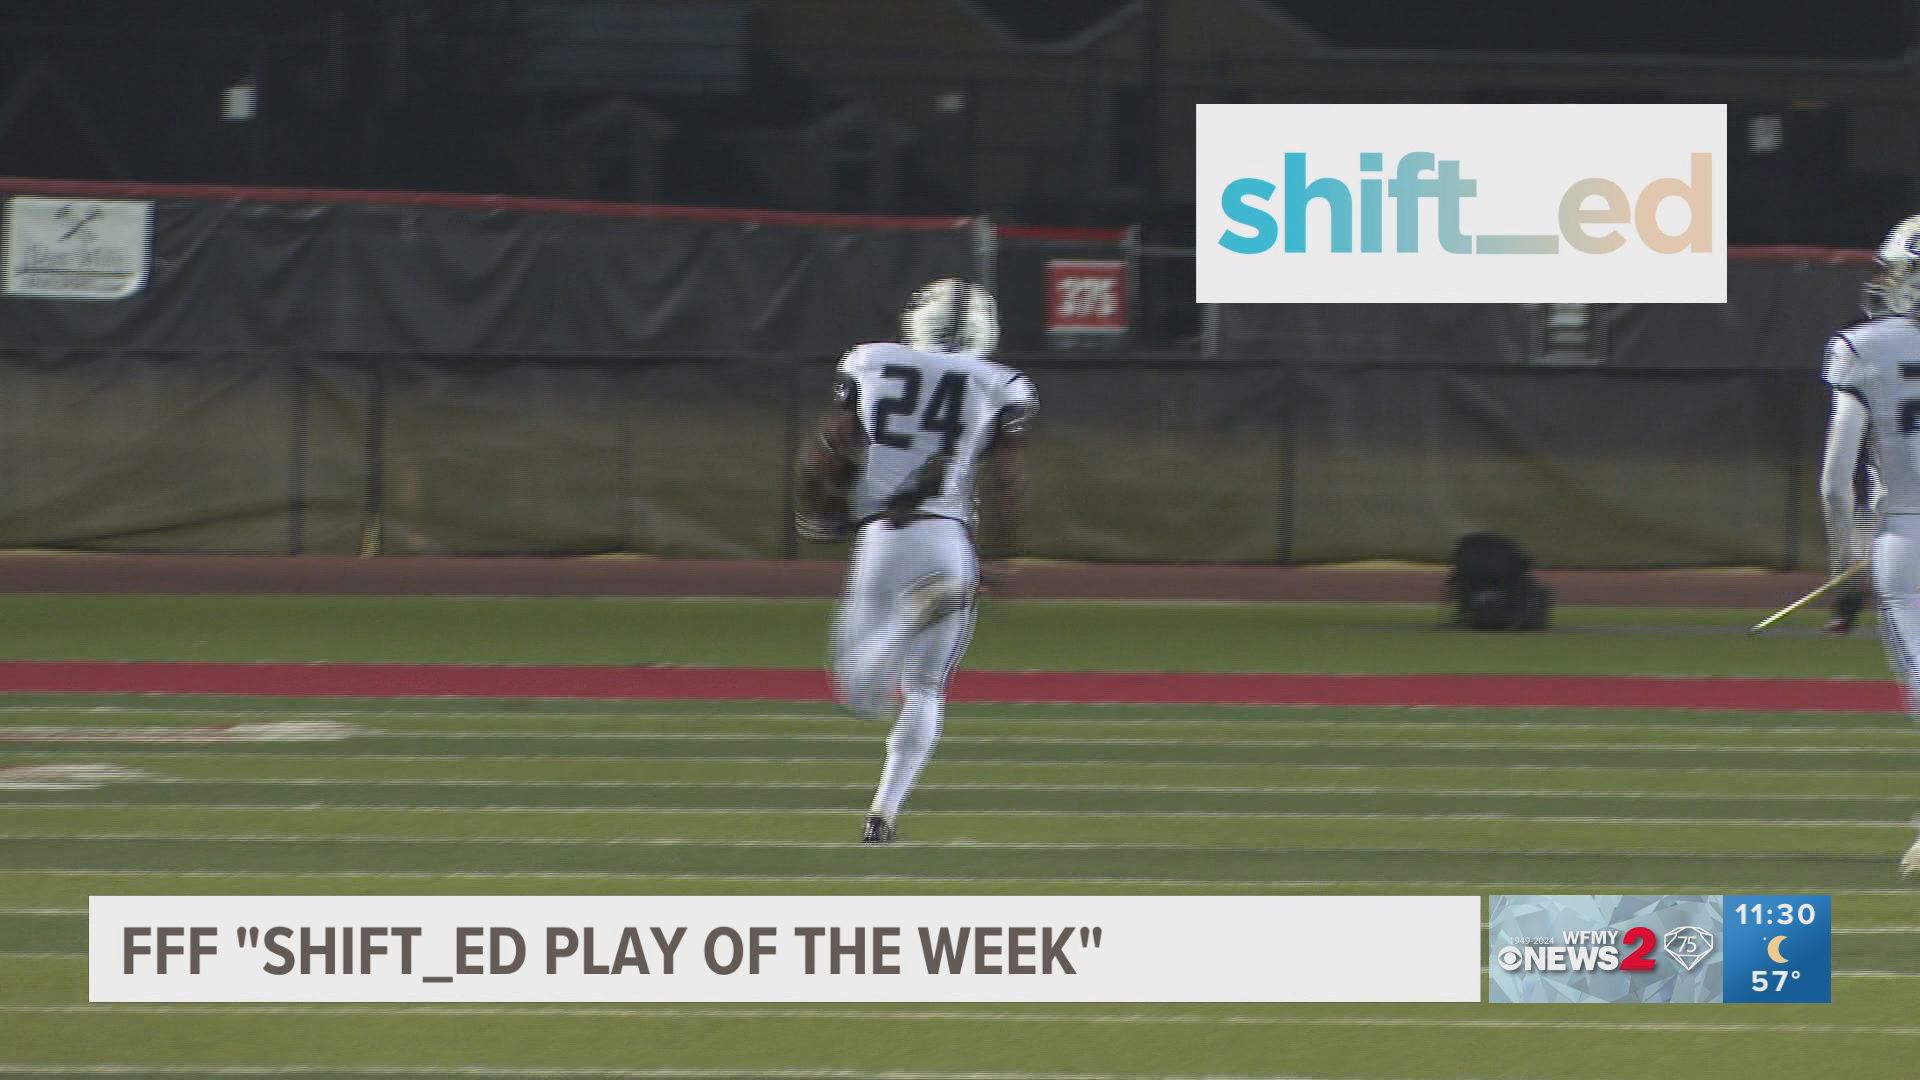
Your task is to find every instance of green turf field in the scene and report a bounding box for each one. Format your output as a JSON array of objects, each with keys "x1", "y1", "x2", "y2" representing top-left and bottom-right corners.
[{"x1": 0, "y1": 595, "x2": 1916, "y2": 1080}]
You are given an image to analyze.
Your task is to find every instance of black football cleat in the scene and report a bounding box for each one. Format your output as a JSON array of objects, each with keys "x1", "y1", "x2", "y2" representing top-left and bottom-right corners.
[
  {"x1": 861, "y1": 815, "x2": 897, "y2": 844},
  {"x1": 1826, "y1": 590, "x2": 1866, "y2": 636}
]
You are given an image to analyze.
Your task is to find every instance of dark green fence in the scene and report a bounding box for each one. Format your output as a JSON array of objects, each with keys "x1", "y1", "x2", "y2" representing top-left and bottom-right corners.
[{"x1": 0, "y1": 350, "x2": 1831, "y2": 569}]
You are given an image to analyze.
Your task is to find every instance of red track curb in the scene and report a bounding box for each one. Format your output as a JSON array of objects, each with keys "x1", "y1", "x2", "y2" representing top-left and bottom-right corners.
[{"x1": 0, "y1": 661, "x2": 1898, "y2": 713}]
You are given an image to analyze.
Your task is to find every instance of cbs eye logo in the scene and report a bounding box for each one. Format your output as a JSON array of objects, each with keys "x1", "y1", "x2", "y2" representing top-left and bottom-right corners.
[
  {"x1": 1497, "y1": 926, "x2": 1715, "y2": 974},
  {"x1": 1495, "y1": 926, "x2": 1661, "y2": 974}
]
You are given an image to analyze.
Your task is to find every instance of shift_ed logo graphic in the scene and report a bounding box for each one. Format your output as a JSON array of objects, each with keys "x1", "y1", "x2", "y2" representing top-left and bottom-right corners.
[
  {"x1": 1195, "y1": 104, "x2": 1727, "y2": 304},
  {"x1": 1216, "y1": 151, "x2": 1712, "y2": 256}
]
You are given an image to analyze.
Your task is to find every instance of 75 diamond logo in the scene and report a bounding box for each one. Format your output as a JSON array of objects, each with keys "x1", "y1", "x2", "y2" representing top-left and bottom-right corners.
[{"x1": 1661, "y1": 926, "x2": 1715, "y2": 972}]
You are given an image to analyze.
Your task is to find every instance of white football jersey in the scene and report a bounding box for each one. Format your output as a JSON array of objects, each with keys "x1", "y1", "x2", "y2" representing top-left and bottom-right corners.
[
  {"x1": 835, "y1": 341, "x2": 1037, "y2": 526},
  {"x1": 1826, "y1": 316, "x2": 1920, "y2": 515}
]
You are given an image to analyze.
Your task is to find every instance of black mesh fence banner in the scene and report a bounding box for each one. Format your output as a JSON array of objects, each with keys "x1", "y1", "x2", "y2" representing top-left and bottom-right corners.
[
  {"x1": 1606, "y1": 255, "x2": 1866, "y2": 370},
  {"x1": 1216, "y1": 302, "x2": 1537, "y2": 365},
  {"x1": 1286, "y1": 365, "x2": 1816, "y2": 569},
  {"x1": 0, "y1": 350, "x2": 298, "y2": 552},
  {"x1": 1215, "y1": 256, "x2": 1869, "y2": 369},
  {"x1": 0, "y1": 184, "x2": 979, "y2": 358},
  {"x1": 0, "y1": 181, "x2": 1872, "y2": 567},
  {"x1": 0, "y1": 347, "x2": 1842, "y2": 568},
  {"x1": 1017, "y1": 360, "x2": 1283, "y2": 563}
]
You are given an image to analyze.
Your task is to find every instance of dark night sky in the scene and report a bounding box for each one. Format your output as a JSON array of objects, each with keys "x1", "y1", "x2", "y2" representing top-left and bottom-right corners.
[
  {"x1": 8, "y1": 1, "x2": 1914, "y2": 60},
  {"x1": 971, "y1": 0, "x2": 1913, "y2": 59},
  {"x1": 1275, "y1": 0, "x2": 1912, "y2": 59},
  {"x1": 2, "y1": 0, "x2": 1913, "y2": 240}
]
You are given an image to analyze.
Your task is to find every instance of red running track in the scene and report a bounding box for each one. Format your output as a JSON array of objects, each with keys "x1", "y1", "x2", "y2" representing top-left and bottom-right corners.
[{"x1": 0, "y1": 661, "x2": 1900, "y2": 712}]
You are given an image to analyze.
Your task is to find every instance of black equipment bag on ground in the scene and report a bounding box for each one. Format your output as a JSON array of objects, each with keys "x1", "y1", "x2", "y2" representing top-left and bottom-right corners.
[{"x1": 1445, "y1": 531, "x2": 1552, "y2": 631}]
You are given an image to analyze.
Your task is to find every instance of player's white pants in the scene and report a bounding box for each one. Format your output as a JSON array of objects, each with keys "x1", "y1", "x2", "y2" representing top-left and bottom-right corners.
[
  {"x1": 830, "y1": 517, "x2": 978, "y2": 820},
  {"x1": 832, "y1": 517, "x2": 978, "y2": 708},
  {"x1": 1873, "y1": 515, "x2": 1920, "y2": 719}
]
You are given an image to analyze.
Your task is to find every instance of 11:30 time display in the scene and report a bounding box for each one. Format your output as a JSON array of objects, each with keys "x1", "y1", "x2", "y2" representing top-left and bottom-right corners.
[{"x1": 1735, "y1": 902, "x2": 1820, "y2": 926}]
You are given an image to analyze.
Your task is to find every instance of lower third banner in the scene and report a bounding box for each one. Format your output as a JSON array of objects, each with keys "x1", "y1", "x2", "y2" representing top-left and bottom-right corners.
[{"x1": 92, "y1": 894, "x2": 1481, "y2": 1003}]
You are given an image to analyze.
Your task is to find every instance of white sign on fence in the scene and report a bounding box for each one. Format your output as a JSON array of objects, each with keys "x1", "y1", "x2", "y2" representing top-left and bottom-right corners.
[{"x1": 4, "y1": 195, "x2": 153, "y2": 300}]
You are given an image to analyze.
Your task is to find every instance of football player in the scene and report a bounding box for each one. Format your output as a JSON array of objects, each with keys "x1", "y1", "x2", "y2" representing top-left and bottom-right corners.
[
  {"x1": 1816, "y1": 215, "x2": 1920, "y2": 875},
  {"x1": 795, "y1": 278, "x2": 1036, "y2": 844}
]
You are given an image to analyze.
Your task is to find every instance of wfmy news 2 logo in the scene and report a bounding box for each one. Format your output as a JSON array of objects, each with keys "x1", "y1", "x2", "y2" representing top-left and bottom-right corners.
[
  {"x1": 1195, "y1": 104, "x2": 1727, "y2": 304},
  {"x1": 1494, "y1": 922, "x2": 1715, "y2": 978}
]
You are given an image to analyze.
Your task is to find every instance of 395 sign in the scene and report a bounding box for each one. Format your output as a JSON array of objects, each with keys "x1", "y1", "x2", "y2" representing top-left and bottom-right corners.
[
  {"x1": 1044, "y1": 259, "x2": 1127, "y2": 337},
  {"x1": 1055, "y1": 274, "x2": 1119, "y2": 320}
]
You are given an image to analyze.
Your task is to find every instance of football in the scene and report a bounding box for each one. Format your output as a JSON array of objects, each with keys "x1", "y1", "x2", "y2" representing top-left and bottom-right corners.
[{"x1": 793, "y1": 410, "x2": 863, "y2": 541}]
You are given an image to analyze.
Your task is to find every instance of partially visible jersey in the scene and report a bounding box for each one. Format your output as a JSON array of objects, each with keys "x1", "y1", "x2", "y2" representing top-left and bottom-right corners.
[
  {"x1": 835, "y1": 341, "x2": 1037, "y2": 526},
  {"x1": 1826, "y1": 316, "x2": 1920, "y2": 514}
]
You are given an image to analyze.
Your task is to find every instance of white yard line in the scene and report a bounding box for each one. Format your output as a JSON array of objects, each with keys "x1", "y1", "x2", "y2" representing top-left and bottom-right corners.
[
  {"x1": 385, "y1": 732, "x2": 1920, "y2": 755},
  {"x1": 0, "y1": 805, "x2": 1906, "y2": 828},
  {"x1": 0, "y1": 1066, "x2": 1592, "y2": 1080},
  {"x1": 0, "y1": 1067, "x2": 1403, "y2": 1080},
  {"x1": 0, "y1": 705, "x2": 783, "y2": 721},
  {"x1": 10, "y1": 868, "x2": 1920, "y2": 895},
  {"x1": 10, "y1": 777, "x2": 1914, "y2": 804},
  {"x1": 0, "y1": 1007, "x2": 1916, "y2": 1035},
  {"x1": 0, "y1": 709, "x2": 1626, "y2": 732},
  {"x1": 3, "y1": 824, "x2": 1912, "y2": 854},
  {"x1": 0, "y1": 750, "x2": 1904, "y2": 777},
  {"x1": 13, "y1": 726, "x2": 1918, "y2": 755},
  {"x1": 4, "y1": 830, "x2": 1911, "y2": 859},
  {"x1": 0, "y1": 703, "x2": 1900, "y2": 732}
]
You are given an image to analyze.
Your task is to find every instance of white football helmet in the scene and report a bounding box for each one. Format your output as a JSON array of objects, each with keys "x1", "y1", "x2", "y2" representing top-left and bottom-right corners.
[
  {"x1": 1863, "y1": 215, "x2": 1920, "y2": 317},
  {"x1": 902, "y1": 278, "x2": 999, "y2": 356}
]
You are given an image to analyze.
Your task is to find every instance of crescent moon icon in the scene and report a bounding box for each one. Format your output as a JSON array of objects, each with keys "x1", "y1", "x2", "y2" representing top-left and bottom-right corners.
[{"x1": 1766, "y1": 935, "x2": 1789, "y2": 964}]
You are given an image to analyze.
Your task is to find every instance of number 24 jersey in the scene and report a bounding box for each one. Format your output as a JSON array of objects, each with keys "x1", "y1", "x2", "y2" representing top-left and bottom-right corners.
[{"x1": 835, "y1": 342, "x2": 1038, "y2": 527}]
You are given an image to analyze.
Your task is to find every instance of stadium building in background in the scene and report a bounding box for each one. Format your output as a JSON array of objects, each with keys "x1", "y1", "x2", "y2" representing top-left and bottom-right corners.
[{"x1": 2, "y1": 0, "x2": 1917, "y2": 243}]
